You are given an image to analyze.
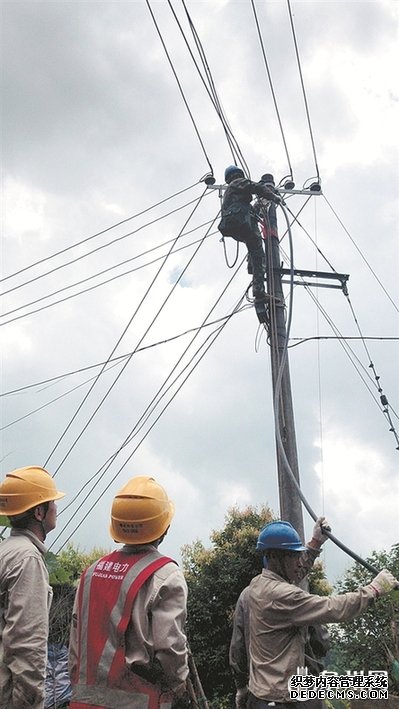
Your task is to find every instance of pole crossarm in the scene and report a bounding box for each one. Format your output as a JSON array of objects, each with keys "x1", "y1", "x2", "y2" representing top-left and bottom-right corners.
[{"x1": 278, "y1": 268, "x2": 349, "y2": 292}]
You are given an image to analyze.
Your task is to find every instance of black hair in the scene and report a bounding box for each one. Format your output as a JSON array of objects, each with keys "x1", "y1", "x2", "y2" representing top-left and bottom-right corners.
[{"x1": 9, "y1": 501, "x2": 50, "y2": 529}]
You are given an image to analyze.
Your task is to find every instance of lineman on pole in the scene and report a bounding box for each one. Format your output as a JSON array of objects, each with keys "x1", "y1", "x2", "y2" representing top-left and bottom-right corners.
[
  {"x1": 68, "y1": 475, "x2": 189, "y2": 709},
  {"x1": 0, "y1": 466, "x2": 66, "y2": 709},
  {"x1": 218, "y1": 166, "x2": 280, "y2": 301}
]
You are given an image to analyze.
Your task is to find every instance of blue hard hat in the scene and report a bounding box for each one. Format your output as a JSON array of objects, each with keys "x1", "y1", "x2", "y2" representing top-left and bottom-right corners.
[
  {"x1": 256, "y1": 521, "x2": 307, "y2": 552},
  {"x1": 224, "y1": 165, "x2": 244, "y2": 183}
]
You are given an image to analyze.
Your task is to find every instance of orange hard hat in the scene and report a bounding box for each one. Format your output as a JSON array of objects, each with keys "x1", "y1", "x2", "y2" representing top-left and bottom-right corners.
[
  {"x1": 110, "y1": 476, "x2": 174, "y2": 544},
  {"x1": 0, "y1": 466, "x2": 65, "y2": 516}
]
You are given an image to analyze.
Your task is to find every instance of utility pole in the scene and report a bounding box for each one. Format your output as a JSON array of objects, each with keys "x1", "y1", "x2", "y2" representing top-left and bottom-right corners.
[
  {"x1": 206, "y1": 174, "x2": 348, "y2": 543},
  {"x1": 261, "y1": 176, "x2": 305, "y2": 541}
]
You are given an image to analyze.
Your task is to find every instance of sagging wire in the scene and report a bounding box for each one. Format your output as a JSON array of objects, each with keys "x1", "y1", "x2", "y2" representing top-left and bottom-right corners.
[
  {"x1": 222, "y1": 239, "x2": 240, "y2": 269},
  {"x1": 1, "y1": 312, "x2": 247, "y2": 403},
  {"x1": 1, "y1": 192, "x2": 212, "y2": 302},
  {"x1": 270, "y1": 201, "x2": 381, "y2": 576},
  {"x1": 1, "y1": 228, "x2": 216, "y2": 326},
  {"x1": 0, "y1": 182, "x2": 200, "y2": 285}
]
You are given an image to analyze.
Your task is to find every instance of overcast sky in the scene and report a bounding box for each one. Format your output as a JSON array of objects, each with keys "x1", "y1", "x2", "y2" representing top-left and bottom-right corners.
[{"x1": 1, "y1": 0, "x2": 398, "y2": 584}]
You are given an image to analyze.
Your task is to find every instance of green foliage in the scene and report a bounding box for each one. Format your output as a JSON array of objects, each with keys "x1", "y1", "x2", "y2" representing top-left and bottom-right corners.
[
  {"x1": 181, "y1": 505, "x2": 274, "y2": 704},
  {"x1": 45, "y1": 551, "x2": 73, "y2": 584},
  {"x1": 0, "y1": 515, "x2": 11, "y2": 533},
  {"x1": 308, "y1": 559, "x2": 333, "y2": 596},
  {"x1": 46, "y1": 542, "x2": 111, "y2": 585},
  {"x1": 329, "y1": 544, "x2": 399, "y2": 695}
]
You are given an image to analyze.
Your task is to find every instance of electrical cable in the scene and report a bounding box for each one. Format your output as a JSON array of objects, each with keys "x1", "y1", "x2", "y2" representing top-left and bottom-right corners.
[
  {"x1": 1, "y1": 312, "x2": 250, "y2": 399},
  {"x1": 286, "y1": 0, "x2": 320, "y2": 184},
  {"x1": 1, "y1": 192, "x2": 211, "y2": 299},
  {"x1": 0, "y1": 182, "x2": 199, "y2": 284},
  {"x1": 178, "y1": 0, "x2": 250, "y2": 176},
  {"x1": 1, "y1": 309, "x2": 249, "y2": 429},
  {"x1": 250, "y1": 0, "x2": 294, "y2": 180},
  {"x1": 167, "y1": 0, "x2": 237, "y2": 165},
  {"x1": 323, "y1": 194, "x2": 399, "y2": 315},
  {"x1": 282, "y1": 203, "x2": 336, "y2": 272},
  {"x1": 146, "y1": 0, "x2": 213, "y2": 175},
  {"x1": 289, "y1": 336, "x2": 399, "y2": 348},
  {"x1": 1, "y1": 227, "x2": 216, "y2": 324},
  {"x1": 44, "y1": 188, "x2": 209, "y2": 472}
]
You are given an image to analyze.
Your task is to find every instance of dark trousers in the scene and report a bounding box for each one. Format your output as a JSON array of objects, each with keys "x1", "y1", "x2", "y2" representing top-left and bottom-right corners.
[{"x1": 230, "y1": 226, "x2": 265, "y2": 298}]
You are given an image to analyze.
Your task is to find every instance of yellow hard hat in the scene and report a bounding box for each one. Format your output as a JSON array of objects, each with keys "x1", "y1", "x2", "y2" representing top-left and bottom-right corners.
[
  {"x1": 110, "y1": 476, "x2": 175, "y2": 544},
  {"x1": 0, "y1": 466, "x2": 65, "y2": 516}
]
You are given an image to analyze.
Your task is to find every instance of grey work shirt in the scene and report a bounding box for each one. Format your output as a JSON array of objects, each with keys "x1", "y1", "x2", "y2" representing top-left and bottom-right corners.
[
  {"x1": 248, "y1": 567, "x2": 376, "y2": 702},
  {"x1": 0, "y1": 528, "x2": 52, "y2": 709}
]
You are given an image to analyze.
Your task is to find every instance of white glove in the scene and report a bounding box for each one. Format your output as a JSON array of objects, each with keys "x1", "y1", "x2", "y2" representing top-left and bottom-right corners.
[
  {"x1": 368, "y1": 569, "x2": 399, "y2": 597},
  {"x1": 311, "y1": 516, "x2": 331, "y2": 546},
  {"x1": 235, "y1": 686, "x2": 248, "y2": 708}
]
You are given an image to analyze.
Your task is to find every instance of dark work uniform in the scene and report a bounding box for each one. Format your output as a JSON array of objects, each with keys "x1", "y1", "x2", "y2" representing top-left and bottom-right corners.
[{"x1": 218, "y1": 177, "x2": 273, "y2": 298}]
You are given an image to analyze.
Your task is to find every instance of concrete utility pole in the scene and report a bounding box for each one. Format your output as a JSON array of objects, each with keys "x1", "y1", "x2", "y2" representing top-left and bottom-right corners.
[{"x1": 261, "y1": 175, "x2": 305, "y2": 541}]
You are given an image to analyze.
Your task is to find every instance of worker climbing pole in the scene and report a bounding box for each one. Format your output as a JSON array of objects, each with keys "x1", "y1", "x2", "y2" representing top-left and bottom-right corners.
[{"x1": 217, "y1": 165, "x2": 280, "y2": 326}]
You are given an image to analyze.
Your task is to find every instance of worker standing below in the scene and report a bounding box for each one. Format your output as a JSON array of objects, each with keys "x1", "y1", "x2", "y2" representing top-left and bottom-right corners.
[
  {"x1": 229, "y1": 518, "x2": 330, "y2": 709},
  {"x1": 218, "y1": 166, "x2": 280, "y2": 301},
  {"x1": 0, "y1": 466, "x2": 66, "y2": 709},
  {"x1": 247, "y1": 520, "x2": 399, "y2": 708},
  {"x1": 69, "y1": 475, "x2": 189, "y2": 709}
]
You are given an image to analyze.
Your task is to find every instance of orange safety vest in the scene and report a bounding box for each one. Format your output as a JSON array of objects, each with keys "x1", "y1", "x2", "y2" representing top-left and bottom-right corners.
[{"x1": 69, "y1": 549, "x2": 176, "y2": 709}]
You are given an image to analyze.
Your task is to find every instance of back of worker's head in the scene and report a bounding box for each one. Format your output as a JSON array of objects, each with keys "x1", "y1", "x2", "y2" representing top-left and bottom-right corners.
[
  {"x1": 256, "y1": 520, "x2": 306, "y2": 555},
  {"x1": 0, "y1": 466, "x2": 65, "y2": 527},
  {"x1": 224, "y1": 165, "x2": 245, "y2": 184},
  {"x1": 110, "y1": 475, "x2": 175, "y2": 545}
]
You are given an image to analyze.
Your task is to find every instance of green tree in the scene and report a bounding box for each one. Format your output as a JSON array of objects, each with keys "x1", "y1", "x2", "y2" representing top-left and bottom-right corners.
[
  {"x1": 329, "y1": 544, "x2": 399, "y2": 695},
  {"x1": 46, "y1": 542, "x2": 111, "y2": 584},
  {"x1": 182, "y1": 506, "x2": 331, "y2": 707}
]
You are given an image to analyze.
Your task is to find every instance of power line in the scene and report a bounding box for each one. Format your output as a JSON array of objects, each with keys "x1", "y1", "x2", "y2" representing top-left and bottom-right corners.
[
  {"x1": 1, "y1": 227, "x2": 216, "y2": 324},
  {"x1": 1, "y1": 182, "x2": 199, "y2": 284},
  {"x1": 289, "y1": 336, "x2": 399, "y2": 347},
  {"x1": 176, "y1": 0, "x2": 250, "y2": 176},
  {"x1": 250, "y1": 0, "x2": 293, "y2": 179},
  {"x1": 1, "y1": 309, "x2": 248, "y2": 427},
  {"x1": 1, "y1": 192, "x2": 211, "y2": 299},
  {"x1": 286, "y1": 0, "x2": 320, "y2": 183},
  {"x1": 146, "y1": 0, "x2": 213, "y2": 175},
  {"x1": 323, "y1": 193, "x2": 399, "y2": 314}
]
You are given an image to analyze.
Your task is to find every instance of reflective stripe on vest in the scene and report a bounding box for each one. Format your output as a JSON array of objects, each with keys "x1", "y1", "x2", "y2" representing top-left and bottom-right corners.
[{"x1": 70, "y1": 550, "x2": 175, "y2": 709}]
